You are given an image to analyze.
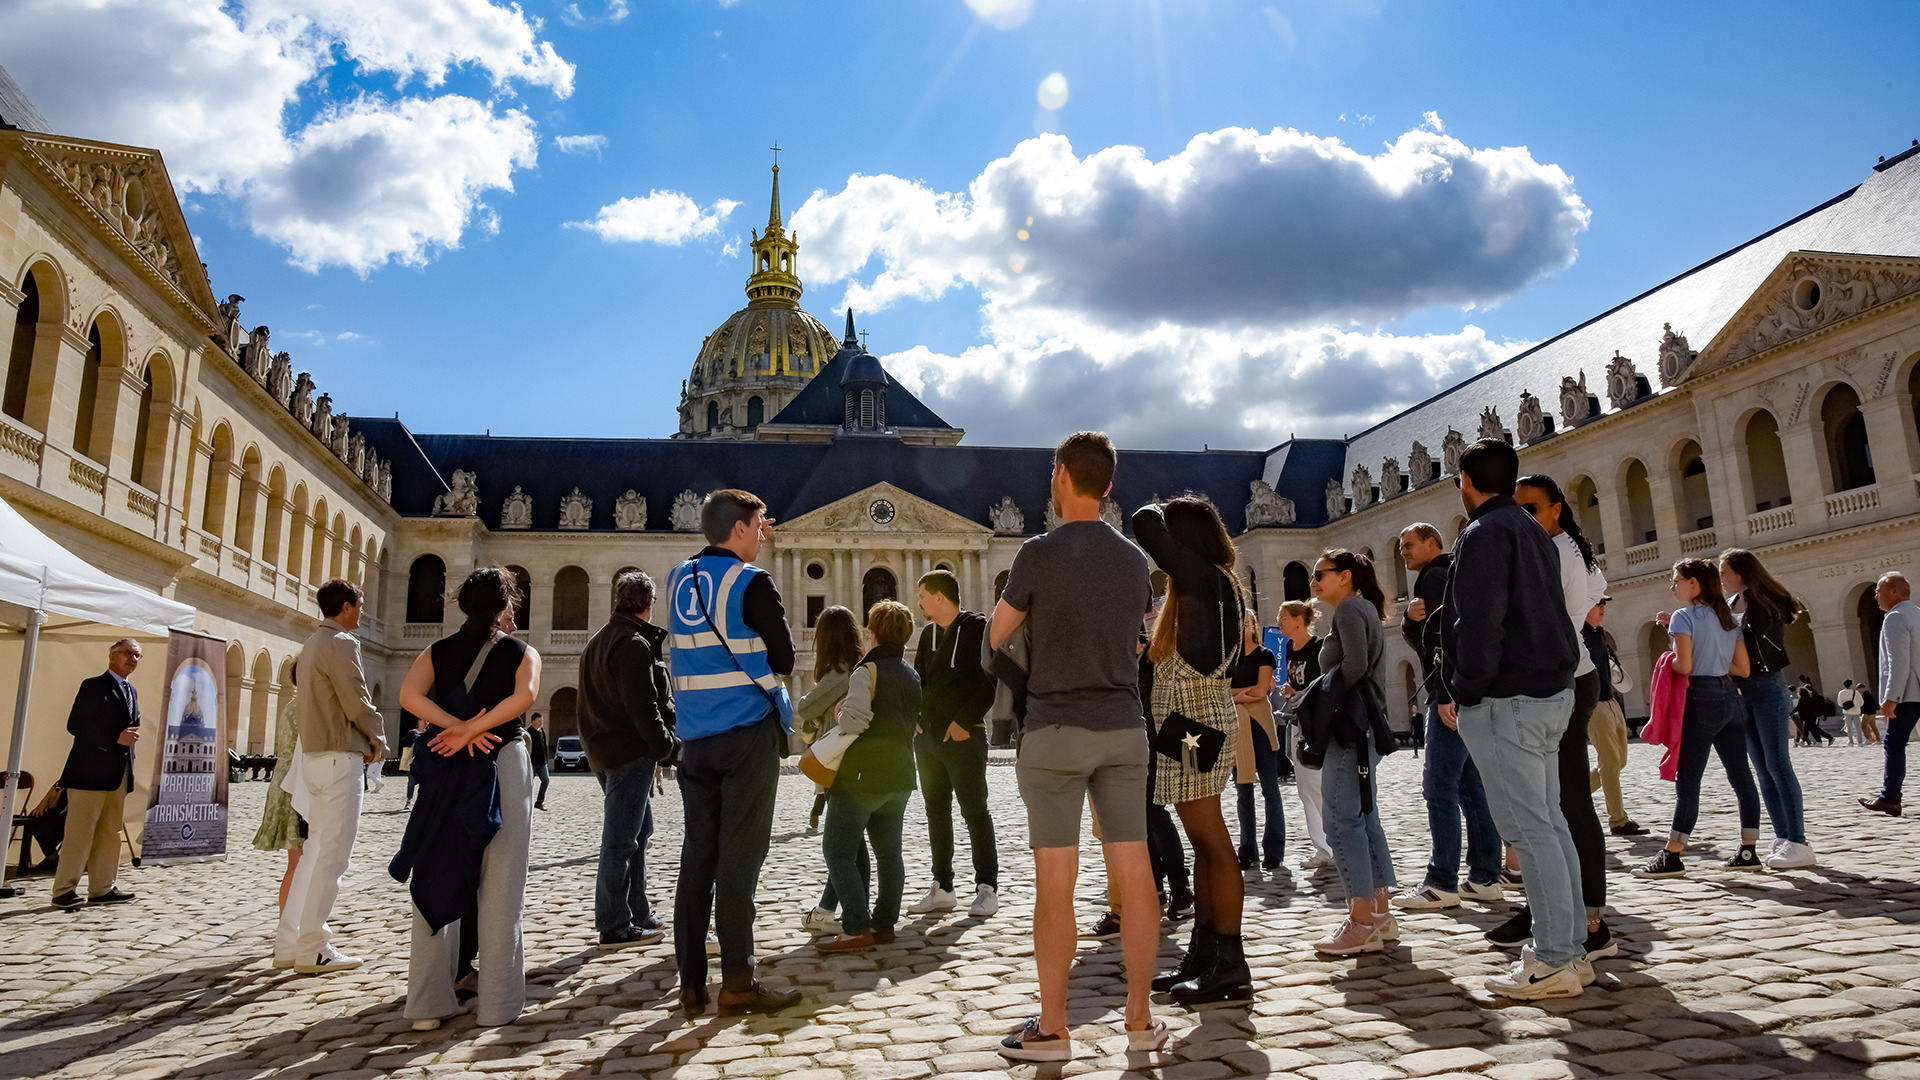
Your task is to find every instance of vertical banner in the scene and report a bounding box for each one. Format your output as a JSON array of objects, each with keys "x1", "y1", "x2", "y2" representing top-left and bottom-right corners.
[{"x1": 142, "y1": 630, "x2": 229, "y2": 863}]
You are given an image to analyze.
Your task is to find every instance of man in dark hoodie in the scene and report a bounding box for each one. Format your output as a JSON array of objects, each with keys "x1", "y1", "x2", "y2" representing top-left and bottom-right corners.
[
  {"x1": 1440, "y1": 439, "x2": 1583, "y2": 1000},
  {"x1": 908, "y1": 569, "x2": 1001, "y2": 918},
  {"x1": 1392, "y1": 522, "x2": 1503, "y2": 914},
  {"x1": 580, "y1": 570, "x2": 677, "y2": 949}
]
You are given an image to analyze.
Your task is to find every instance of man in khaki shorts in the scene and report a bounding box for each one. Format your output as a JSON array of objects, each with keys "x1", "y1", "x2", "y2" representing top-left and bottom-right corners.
[{"x1": 990, "y1": 431, "x2": 1164, "y2": 1060}]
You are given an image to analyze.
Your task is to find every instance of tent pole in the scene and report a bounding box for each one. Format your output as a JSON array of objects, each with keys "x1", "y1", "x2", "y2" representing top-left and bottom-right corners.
[{"x1": 0, "y1": 608, "x2": 45, "y2": 897}]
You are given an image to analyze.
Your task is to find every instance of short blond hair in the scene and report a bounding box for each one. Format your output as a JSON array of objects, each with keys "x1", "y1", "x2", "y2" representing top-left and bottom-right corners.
[{"x1": 866, "y1": 600, "x2": 915, "y2": 649}]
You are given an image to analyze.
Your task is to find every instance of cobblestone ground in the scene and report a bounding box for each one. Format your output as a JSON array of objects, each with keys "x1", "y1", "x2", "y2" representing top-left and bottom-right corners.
[{"x1": 3, "y1": 742, "x2": 1920, "y2": 1080}]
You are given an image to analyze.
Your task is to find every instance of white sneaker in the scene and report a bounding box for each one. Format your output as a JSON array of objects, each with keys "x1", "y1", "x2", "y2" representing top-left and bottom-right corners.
[
  {"x1": 801, "y1": 907, "x2": 842, "y2": 935},
  {"x1": 1484, "y1": 945, "x2": 1583, "y2": 1000},
  {"x1": 969, "y1": 884, "x2": 999, "y2": 917},
  {"x1": 1571, "y1": 955, "x2": 1596, "y2": 986},
  {"x1": 1461, "y1": 879, "x2": 1504, "y2": 903},
  {"x1": 1391, "y1": 885, "x2": 1460, "y2": 911},
  {"x1": 294, "y1": 947, "x2": 364, "y2": 975},
  {"x1": 907, "y1": 885, "x2": 957, "y2": 915},
  {"x1": 1765, "y1": 840, "x2": 1817, "y2": 870},
  {"x1": 1300, "y1": 852, "x2": 1334, "y2": 871}
]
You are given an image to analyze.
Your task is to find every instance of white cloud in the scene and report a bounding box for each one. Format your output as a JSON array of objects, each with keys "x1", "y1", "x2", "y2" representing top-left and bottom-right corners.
[
  {"x1": 966, "y1": 0, "x2": 1032, "y2": 30},
  {"x1": 790, "y1": 119, "x2": 1587, "y2": 448},
  {"x1": 554, "y1": 133, "x2": 608, "y2": 155},
  {"x1": 0, "y1": 0, "x2": 572, "y2": 273},
  {"x1": 568, "y1": 191, "x2": 741, "y2": 246}
]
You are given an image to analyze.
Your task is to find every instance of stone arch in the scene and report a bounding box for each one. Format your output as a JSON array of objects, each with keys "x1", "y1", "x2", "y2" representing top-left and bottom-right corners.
[
  {"x1": 72, "y1": 309, "x2": 126, "y2": 465},
  {"x1": 407, "y1": 554, "x2": 447, "y2": 623},
  {"x1": 224, "y1": 641, "x2": 245, "y2": 751},
  {"x1": 1388, "y1": 539, "x2": 1409, "y2": 601},
  {"x1": 234, "y1": 445, "x2": 264, "y2": 552},
  {"x1": 1854, "y1": 580, "x2": 1885, "y2": 683},
  {"x1": 553, "y1": 565, "x2": 590, "y2": 631},
  {"x1": 201, "y1": 422, "x2": 235, "y2": 538},
  {"x1": 328, "y1": 512, "x2": 347, "y2": 579},
  {"x1": 1567, "y1": 475, "x2": 1604, "y2": 554},
  {"x1": 261, "y1": 466, "x2": 288, "y2": 567},
  {"x1": 1283, "y1": 561, "x2": 1310, "y2": 602},
  {"x1": 308, "y1": 497, "x2": 329, "y2": 584},
  {"x1": 1448, "y1": 515, "x2": 1468, "y2": 542},
  {"x1": 248, "y1": 650, "x2": 273, "y2": 754},
  {"x1": 1619, "y1": 458, "x2": 1656, "y2": 546},
  {"x1": 1670, "y1": 437, "x2": 1713, "y2": 534},
  {"x1": 3, "y1": 258, "x2": 68, "y2": 429},
  {"x1": 363, "y1": 537, "x2": 378, "y2": 597},
  {"x1": 1817, "y1": 381, "x2": 1875, "y2": 493},
  {"x1": 507, "y1": 564, "x2": 533, "y2": 629},
  {"x1": 347, "y1": 523, "x2": 363, "y2": 583},
  {"x1": 288, "y1": 483, "x2": 309, "y2": 580},
  {"x1": 130, "y1": 351, "x2": 174, "y2": 490},
  {"x1": 547, "y1": 685, "x2": 580, "y2": 739},
  {"x1": 374, "y1": 545, "x2": 391, "y2": 620},
  {"x1": 862, "y1": 566, "x2": 898, "y2": 617},
  {"x1": 1740, "y1": 408, "x2": 1792, "y2": 513}
]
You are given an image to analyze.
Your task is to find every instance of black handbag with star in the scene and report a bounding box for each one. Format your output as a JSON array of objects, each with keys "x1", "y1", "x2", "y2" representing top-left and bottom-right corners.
[{"x1": 1151, "y1": 710, "x2": 1226, "y2": 773}]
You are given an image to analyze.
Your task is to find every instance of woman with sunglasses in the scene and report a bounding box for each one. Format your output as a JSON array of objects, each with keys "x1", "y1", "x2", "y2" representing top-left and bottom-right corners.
[
  {"x1": 1512, "y1": 476, "x2": 1613, "y2": 958},
  {"x1": 1634, "y1": 559, "x2": 1765, "y2": 877},
  {"x1": 1309, "y1": 549, "x2": 1397, "y2": 955},
  {"x1": 1133, "y1": 495, "x2": 1250, "y2": 1006}
]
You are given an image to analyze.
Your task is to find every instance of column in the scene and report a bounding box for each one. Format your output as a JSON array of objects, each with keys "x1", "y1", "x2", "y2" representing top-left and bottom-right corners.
[
  {"x1": 530, "y1": 577, "x2": 556, "y2": 635},
  {"x1": 107, "y1": 363, "x2": 147, "y2": 480},
  {"x1": 833, "y1": 550, "x2": 846, "y2": 611},
  {"x1": 1644, "y1": 469, "x2": 1682, "y2": 554},
  {"x1": 961, "y1": 550, "x2": 977, "y2": 611},
  {"x1": 1778, "y1": 419, "x2": 1831, "y2": 530},
  {"x1": 220, "y1": 462, "x2": 245, "y2": 548},
  {"x1": 1861, "y1": 392, "x2": 1920, "y2": 514},
  {"x1": 850, "y1": 549, "x2": 864, "y2": 612},
  {"x1": 586, "y1": 569, "x2": 611, "y2": 630}
]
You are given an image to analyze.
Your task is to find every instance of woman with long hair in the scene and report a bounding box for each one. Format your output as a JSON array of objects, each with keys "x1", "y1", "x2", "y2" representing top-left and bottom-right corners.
[
  {"x1": 1512, "y1": 475, "x2": 1613, "y2": 957},
  {"x1": 1133, "y1": 495, "x2": 1249, "y2": 1006},
  {"x1": 796, "y1": 605, "x2": 865, "y2": 934},
  {"x1": 1231, "y1": 612, "x2": 1283, "y2": 872},
  {"x1": 1309, "y1": 549, "x2": 1397, "y2": 955},
  {"x1": 395, "y1": 567, "x2": 542, "y2": 1030},
  {"x1": 1275, "y1": 600, "x2": 1332, "y2": 868},
  {"x1": 1720, "y1": 548, "x2": 1816, "y2": 869},
  {"x1": 1634, "y1": 559, "x2": 1764, "y2": 878}
]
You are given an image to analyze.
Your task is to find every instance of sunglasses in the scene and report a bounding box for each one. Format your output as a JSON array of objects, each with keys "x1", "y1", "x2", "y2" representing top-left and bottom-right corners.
[{"x1": 1312, "y1": 567, "x2": 1338, "y2": 580}]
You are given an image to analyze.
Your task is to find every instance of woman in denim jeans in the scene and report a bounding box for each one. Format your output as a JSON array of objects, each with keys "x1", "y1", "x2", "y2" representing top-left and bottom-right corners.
[
  {"x1": 1720, "y1": 549, "x2": 1817, "y2": 870},
  {"x1": 1309, "y1": 549, "x2": 1397, "y2": 955},
  {"x1": 1635, "y1": 559, "x2": 1763, "y2": 879}
]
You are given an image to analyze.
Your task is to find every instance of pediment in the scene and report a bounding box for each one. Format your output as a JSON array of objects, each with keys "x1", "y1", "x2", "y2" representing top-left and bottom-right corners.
[
  {"x1": 783, "y1": 482, "x2": 991, "y2": 536},
  {"x1": 8, "y1": 132, "x2": 220, "y2": 330},
  {"x1": 1689, "y1": 251, "x2": 1920, "y2": 380}
]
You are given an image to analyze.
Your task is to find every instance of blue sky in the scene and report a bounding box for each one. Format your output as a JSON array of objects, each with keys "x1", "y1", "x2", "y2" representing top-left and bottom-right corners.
[{"x1": 5, "y1": 0, "x2": 1918, "y2": 448}]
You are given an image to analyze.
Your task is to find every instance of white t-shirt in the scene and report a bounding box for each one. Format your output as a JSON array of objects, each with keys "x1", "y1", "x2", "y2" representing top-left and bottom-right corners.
[{"x1": 1552, "y1": 532, "x2": 1608, "y2": 678}]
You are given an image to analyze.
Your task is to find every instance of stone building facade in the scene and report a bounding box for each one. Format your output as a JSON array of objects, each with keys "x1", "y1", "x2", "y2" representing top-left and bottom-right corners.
[{"x1": 6, "y1": 72, "x2": 1920, "y2": 752}]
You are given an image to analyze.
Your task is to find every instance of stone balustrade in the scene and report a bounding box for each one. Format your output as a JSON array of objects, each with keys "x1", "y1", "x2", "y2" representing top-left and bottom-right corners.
[
  {"x1": 1747, "y1": 506, "x2": 1794, "y2": 535},
  {"x1": 1625, "y1": 541, "x2": 1662, "y2": 568},
  {"x1": 1825, "y1": 485, "x2": 1880, "y2": 519},
  {"x1": 1678, "y1": 527, "x2": 1719, "y2": 555}
]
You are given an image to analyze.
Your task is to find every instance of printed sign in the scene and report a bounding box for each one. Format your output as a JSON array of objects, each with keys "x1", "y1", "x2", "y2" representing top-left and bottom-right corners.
[{"x1": 142, "y1": 630, "x2": 229, "y2": 863}]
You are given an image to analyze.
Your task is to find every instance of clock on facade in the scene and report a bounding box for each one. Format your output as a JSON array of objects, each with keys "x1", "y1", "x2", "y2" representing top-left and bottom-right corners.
[{"x1": 868, "y1": 498, "x2": 896, "y2": 525}]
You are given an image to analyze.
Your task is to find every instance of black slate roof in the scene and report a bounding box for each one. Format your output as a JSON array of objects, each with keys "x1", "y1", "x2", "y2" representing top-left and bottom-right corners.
[
  {"x1": 767, "y1": 341, "x2": 955, "y2": 431},
  {"x1": 0, "y1": 65, "x2": 50, "y2": 133}
]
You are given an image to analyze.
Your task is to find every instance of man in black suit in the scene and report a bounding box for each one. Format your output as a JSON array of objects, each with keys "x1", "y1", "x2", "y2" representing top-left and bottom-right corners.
[{"x1": 52, "y1": 638, "x2": 144, "y2": 910}]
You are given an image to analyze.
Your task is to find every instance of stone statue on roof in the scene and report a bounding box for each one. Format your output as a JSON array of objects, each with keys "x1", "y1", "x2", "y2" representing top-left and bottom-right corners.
[
  {"x1": 1657, "y1": 323, "x2": 1694, "y2": 386},
  {"x1": 1516, "y1": 391, "x2": 1547, "y2": 444},
  {"x1": 1409, "y1": 441, "x2": 1433, "y2": 487},
  {"x1": 1441, "y1": 428, "x2": 1465, "y2": 476},
  {"x1": 434, "y1": 470, "x2": 479, "y2": 517},
  {"x1": 1325, "y1": 478, "x2": 1346, "y2": 521},
  {"x1": 1606, "y1": 352, "x2": 1640, "y2": 410},
  {"x1": 1244, "y1": 480, "x2": 1295, "y2": 528},
  {"x1": 987, "y1": 496, "x2": 1025, "y2": 535},
  {"x1": 559, "y1": 488, "x2": 592, "y2": 530},
  {"x1": 614, "y1": 490, "x2": 647, "y2": 531},
  {"x1": 1350, "y1": 465, "x2": 1374, "y2": 511},
  {"x1": 1559, "y1": 372, "x2": 1593, "y2": 428},
  {"x1": 500, "y1": 486, "x2": 533, "y2": 529},
  {"x1": 1379, "y1": 456, "x2": 1402, "y2": 499},
  {"x1": 1478, "y1": 406, "x2": 1504, "y2": 443},
  {"x1": 671, "y1": 490, "x2": 703, "y2": 532}
]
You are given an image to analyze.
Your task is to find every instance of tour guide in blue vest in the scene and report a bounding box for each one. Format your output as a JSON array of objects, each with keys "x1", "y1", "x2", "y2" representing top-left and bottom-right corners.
[{"x1": 667, "y1": 488, "x2": 803, "y2": 1017}]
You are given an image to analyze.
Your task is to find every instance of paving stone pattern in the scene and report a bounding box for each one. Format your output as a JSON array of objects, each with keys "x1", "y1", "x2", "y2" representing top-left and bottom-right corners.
[{"x1": 3, "y1": 742, "x2": 1919, "y2": 1080}]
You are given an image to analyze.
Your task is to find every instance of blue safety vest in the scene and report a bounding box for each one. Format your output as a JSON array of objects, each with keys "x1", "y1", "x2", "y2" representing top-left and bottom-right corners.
[{"x1": 666, "y1": 554, "x2": 793, "y2": 739}]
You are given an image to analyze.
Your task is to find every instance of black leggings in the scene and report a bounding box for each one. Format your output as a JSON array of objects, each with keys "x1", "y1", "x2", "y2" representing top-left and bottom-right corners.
[{"x1": 1559, "y1": 672, "x2": 1607, "y2": 911}]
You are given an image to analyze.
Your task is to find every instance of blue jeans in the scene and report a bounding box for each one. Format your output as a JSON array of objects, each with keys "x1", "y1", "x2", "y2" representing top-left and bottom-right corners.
[
  {"x1": 1236, "y1": 720, "x2": 1285, "y2": 866},
  {"x1": 1457, "y1": 690, "x2": 1583, "y2": 968},
  {"x1": 1321, "y1": 739, "x2": 1395, "y2": 902},
  {"x1": 822, "y1": 787, "x2": 911, "y2": 934},
  {"x1": 594, "y1": 756, "x2": 657, "y2": 935},
  {"x1": 1672, "y1": 677, "x2": 1761, "y2": 842},
  {"x1": 1737, "y1": 672, "x2": 1805, "y2": 844},
  {"x1": 1420, "y1": 703, "x2": 1501, "y2": 893},
  {"x1": 1880, "y1": 701, "x2": 1920, "y2": 803}
]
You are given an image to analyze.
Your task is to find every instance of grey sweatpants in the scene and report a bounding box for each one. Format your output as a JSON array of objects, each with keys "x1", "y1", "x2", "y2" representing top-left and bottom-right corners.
[{"x1": 406, "y1": 740, "x2": 533, "y2": 1026}]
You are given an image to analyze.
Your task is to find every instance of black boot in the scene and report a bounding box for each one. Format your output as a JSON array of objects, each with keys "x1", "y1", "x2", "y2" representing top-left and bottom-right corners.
[
  {"x1": 1152, "y1": 923, "x2": 1216, "y2": 992},
  {"x1": 1170, "y1": 932, "x2": 1252, "y2": 1007}
]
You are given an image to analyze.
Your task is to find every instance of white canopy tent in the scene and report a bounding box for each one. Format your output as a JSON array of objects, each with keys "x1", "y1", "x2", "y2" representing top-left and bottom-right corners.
[{"x1": 0, "y1": 495, "x2": 195, "y2": 892}]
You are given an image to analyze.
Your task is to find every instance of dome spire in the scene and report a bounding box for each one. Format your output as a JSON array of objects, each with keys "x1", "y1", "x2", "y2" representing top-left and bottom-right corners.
[
  {"x1": 767, "y1": 144, "x2": 783, "y2": 231},
  {"x1": 843, "y1": 307, "x2": 856, "y2": 346},
  {"x1": 744, "y1": 149, "x2": 800, "y2": 309}
]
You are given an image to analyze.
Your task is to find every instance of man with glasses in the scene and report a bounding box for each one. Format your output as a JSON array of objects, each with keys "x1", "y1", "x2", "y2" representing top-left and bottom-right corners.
[
  {"x1": 1391, "y1": 524, "x2": 1504, "y2": 915},
  {"x1": 51, "y1": 639, "x2": 144, "y2": 911},
  {"x1": 1439, "y1": 440, "x2": 1584, "y2": 999}
]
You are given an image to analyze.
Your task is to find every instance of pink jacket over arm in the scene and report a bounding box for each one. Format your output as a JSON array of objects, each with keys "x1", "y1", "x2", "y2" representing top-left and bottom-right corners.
[{"x1": 1640, "y1": 650, "x2": 1688, "y2": 781}]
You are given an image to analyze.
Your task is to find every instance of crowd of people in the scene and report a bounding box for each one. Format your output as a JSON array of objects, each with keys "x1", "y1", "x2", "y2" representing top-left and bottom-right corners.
[{"x1": 42, "y1": 430, "x2": 1920, "y2": 1056}]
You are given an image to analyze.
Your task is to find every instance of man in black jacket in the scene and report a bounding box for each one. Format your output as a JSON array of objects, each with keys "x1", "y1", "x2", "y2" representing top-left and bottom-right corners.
[
  {"x1": 1392, "y1": 523, "x2": 1503, "y2": 914},
  {"x1": 51, "y1": 638, "x2": 143, "y2": 910},
  {"x1": 1440, "y1": 439, "x2": 1583, "y2": 1000},
  {"x1": 907, "y1": 570, "x2": 1000, "y2": 919},
  {"x1": 581, "y1": 570, "x2": 677, "y2": 948}
]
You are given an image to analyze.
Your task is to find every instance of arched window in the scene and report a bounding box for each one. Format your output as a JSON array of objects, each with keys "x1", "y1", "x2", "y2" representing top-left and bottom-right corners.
[
  {"x1": 248, "y1": 651, "x2": 273, "y2": 754},
  {"x1": 3, "y1": 270, "x2": 41, "y2": 422},
  {"x1": 287, "y1": 485, "x2": 308, "y2": 579},
  {"x1": 1570, "y1": 476, "x2": 1604, "y2": 554},
  {"x1": 553, "y1": 566, "x2": 590, "y2": 630},
  {"x1": 1822, "y1": 383, "x2": 1875, "y2": 492},
  {"x1": 1283, "y1": 561, "x2": 1310, "y2": 601},
  {"x1": 862, "y1": 567, "x2": 897, "y2": 616},
  {"x1": 202, "y1": 426, "x2": 234, "y2": 538},
  {"x1": 130, "y1": 359, "x2": 160, "y2": 487},
  {"x1": 507, "y1": 565, "x2": 532, "y2": 630},
  {"x1": 746, "y1": 395, "x2": 764, "y2": 427},
  {"x1": 262, "y1": 468, "x2": 286, "y2": 565},
  {"x1": 1623, "y1": 460, "x2": 1656, "y2": 545},
  {"x1": 1389, "y1": 542, "x2": 1409, "y2": 601},
  {"x1": 1859, "y1": 584, "x2": 1886, "y2": 679},
  {"x1": 308, "y1": 497, "x2": 328, "y2": 584},
  {"x1": 994, "y1": 569, "x2": 1009, "y2": 604},
  {"x1": 72, "y1": 323, "x2": 105, "y2": 460},
  {"x1": 548, "y1": 686, "x2": 580, "y2": 739},
  {"x1": 1675, "y1": 440, "x2": 1712, "y2": 532},
  {"x1": 234, "y1": 447, "x2": 263, "y2": 552},
  {"x1": 406, "y1": 555, "x2": 447, "y2": 623},
  {"x1": 706, "y1": 401, "x2": 719, "y2": 431},
  {"x1": 1745, "y1": 411, "x2": 1791, "y2": 511},
  {"x1": 860, "y1": 389, "x2": 876, "y2": 427}
]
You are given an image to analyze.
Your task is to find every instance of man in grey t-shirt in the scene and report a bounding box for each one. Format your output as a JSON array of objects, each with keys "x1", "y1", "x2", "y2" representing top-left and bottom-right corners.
[{"x1": 990, "y1": 431, "x2": 1162, "y2": 1060}]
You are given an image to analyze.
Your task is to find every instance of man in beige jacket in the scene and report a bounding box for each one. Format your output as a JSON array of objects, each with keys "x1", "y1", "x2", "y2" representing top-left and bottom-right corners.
[{"x1": 275, "y1": 580, "x2": 388, "y2": 973}]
